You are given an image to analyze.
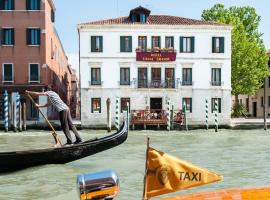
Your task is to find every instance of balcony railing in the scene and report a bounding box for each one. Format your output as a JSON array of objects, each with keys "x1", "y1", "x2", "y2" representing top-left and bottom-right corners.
[
  {"x1": 210, "y1": 81, "x2": 223, "y2": 86},
  {"x1": 119, "y1": 80, "x2": 130, "y2": 86},
  {"x1": 181, "y1": 80, "x2": 193, "y2": 86},
  {"x1": 89, "y1": 80, "x2": 102, "y2": 86}
]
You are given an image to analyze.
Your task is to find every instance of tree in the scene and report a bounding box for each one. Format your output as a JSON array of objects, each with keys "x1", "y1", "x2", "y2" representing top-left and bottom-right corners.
[{"x1": 202, "y1": 4, "x2": 269, "y2": 101}]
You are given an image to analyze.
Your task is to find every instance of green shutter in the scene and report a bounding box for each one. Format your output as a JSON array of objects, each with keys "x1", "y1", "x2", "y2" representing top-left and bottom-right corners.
[
  {"x1": 0, "y1": 29, "x2": 3, "y2": 44},
  {"x1": 11, "y1": 29, "x2": 14, "y2": 45},
  {"x1": 220, "y1": 37, "x2": 225, "y2": 53},
  {"x1": 37, "y1": 29, "x2": 41, "y2": 45},
  {"x1": 91, "y1": 36, "x2": 95, "y2": 52},
  {"x1": 26, "y1": 0, "x2": 30, "y2": 10},
  {"x1": 37, "y1": 0, "x2": 41, "y2": 10},
  {"x1": 212, "y1": 37, "x2": 215, "y2": 53},
  {"x1": 172, "y1": 37, "x2": 174, "y2": 48},
  {"x1": 26, "y1": 29, "x2": 30, "y2": 45},
  {"x1": 11, "y1": 0, "x2": 15, "y2": 9},
  {"x1": 151, "y1": 36, "x2": 154, "y2": 49},
  {"x1": 190, "y1": 98, "x2": 192, "y2": 113},
  {"x1": 180, "y1": 37, "x2": 183, "y2": 53},
  {"x1": 129, "y1": 36, "x2": 132, "y2": 52},
  {"x1": 158, "y1": 36, "x2": 161, "y2": 48},
  {"x1": 120, "y1": 36, "x2": 125, "y2": 52},
  {"x1": 191, "y1": 37, "x2": 195, "y2": 53},
  {"x1": 100, "y1": 36, "x2": 103, "y2": 52}
]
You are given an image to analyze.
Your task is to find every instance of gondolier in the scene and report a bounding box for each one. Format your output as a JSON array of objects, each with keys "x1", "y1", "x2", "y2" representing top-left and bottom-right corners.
[{"x1": 25, "y1": 86, "x2": 82, "y2": 145}]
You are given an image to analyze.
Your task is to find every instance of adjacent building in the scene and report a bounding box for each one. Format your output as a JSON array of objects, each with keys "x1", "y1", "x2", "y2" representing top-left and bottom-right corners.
[
  {"x1": 0, "y1": 0, "x2": 75, "y2": 120},
  {"x1": 78, "y1": 6, "x2": 232, "y2": 127}
]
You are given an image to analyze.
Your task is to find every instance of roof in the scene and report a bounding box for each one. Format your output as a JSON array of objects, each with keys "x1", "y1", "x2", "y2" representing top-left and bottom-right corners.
[{"x1": 79, "y1": 15, "x2": 223, "y2": 26}]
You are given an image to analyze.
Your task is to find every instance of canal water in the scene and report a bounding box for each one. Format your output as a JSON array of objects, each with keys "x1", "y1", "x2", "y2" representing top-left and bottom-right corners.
[{"x1": 1, "y1": 129, "x2": 270, "y2": 200}]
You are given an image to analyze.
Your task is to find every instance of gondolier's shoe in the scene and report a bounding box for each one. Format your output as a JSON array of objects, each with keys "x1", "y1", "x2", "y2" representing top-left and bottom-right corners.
[{"x1": 73, "y1": 139, "x2": 82, "y2": 144}]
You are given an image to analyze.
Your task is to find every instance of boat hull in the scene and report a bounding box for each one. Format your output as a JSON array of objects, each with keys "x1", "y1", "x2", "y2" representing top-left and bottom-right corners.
[{"x1": 0, "y1": 122, "x2": 128, "y2": 173}]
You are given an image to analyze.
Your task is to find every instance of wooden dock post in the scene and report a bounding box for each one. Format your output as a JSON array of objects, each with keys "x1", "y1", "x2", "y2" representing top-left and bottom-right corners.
[{"x1": 106, "y1": 98, "x2": 111, "y2": 132}]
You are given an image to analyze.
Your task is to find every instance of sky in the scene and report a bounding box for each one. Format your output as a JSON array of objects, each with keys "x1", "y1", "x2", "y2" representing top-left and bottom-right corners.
[{"x1": 53, "y1": 0, "x2": 270, "y2": 57}]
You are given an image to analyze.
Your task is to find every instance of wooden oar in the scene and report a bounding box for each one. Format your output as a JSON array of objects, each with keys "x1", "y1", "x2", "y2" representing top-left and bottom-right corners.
[{"x1": 26, "y1": 93, "x2": 62, "y2": 146}]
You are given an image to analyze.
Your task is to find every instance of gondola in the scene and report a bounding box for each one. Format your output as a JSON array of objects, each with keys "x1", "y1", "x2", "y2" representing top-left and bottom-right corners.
[{"x1": 0, "y1": 121, "x2": 128, "y2": 173}]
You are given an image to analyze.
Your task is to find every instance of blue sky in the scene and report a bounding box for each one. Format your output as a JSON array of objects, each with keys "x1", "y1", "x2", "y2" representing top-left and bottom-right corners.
[{"x1": 54, "y1": 0, "x2": 269, "y2": 54}]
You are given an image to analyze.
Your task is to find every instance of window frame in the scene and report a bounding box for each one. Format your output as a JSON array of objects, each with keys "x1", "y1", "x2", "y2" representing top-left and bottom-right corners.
[
  {"x1": 27, "y1": 28, "x2": 41, "y2": 46},
  {"x1": 120, "y1": 68, "x2": 130, "y2": 85},
  {"x1": 138, "y1": 36, "x2": 147, "y2": 52},
  {"x1": 151, "y1": 36, "x2": 161, "y2": 49},
  {"x1": 28, "y1": 63, "x2": 40, "y2": 83},
  {"x1": 180, "y1": 37, "x2": 195, "y2": 53},
  {"x1": 26, "y1": 0, "x2": 41, "y2": 10},
  {"x1": 182, "y1": 98, "x2": 192, "y2": 113},
  {"x1": 2, "y1": 63, "x2": 13, "y2": 82},
  {"x1": 182, "y1": 68, "x2": 192, "y2": 86},
  {"x1": 121, "y1": 98, "x2": 130, "y2": 113},
  {"x1": 165, "y1": 36, "x2": 174, "y2": 49},
  {"x1": 211, "y1": 68, "x2": 222, "y2": 86},
  {"x1": 212, "y1": 37, "x2": 225, "y2": 53},
  {"x1": 91, "y1": 36, "x2": 103, "y2": 52},
  {"x1": 120, "y1": 36, "x2": 132, "y2": 52},
  {"x1": 0, "y1": 0, "x2": 15, "y2": 10},
  {"x1": 91, "y1": 68, "x2": 101, "y2": 85},
  {"x1": 91, "y1": 98, "x2": 101, "y2": 113},
  {"x1": 1, "y1": 28, "x2": 14, "y2": 45}
]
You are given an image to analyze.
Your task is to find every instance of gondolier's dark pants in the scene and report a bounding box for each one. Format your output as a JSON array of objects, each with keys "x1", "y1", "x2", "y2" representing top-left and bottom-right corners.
[{"x1": 59, "y1": 109, "x2": 82, "y2": 144}]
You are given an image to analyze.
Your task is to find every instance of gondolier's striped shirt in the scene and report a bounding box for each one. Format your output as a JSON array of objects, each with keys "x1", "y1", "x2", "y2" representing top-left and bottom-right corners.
[{"x1": 47, "y1": 91, "x2": 68, "y2": 112}]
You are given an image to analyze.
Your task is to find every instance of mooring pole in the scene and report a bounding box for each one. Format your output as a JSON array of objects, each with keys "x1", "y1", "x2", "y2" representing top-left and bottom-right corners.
[
  {"x1": 13, "y1": 102, "x2": 17, "y2": 132},
  {"x1": 214, "y1": 99, "x2": 218, "y2": 132},
  {"x1": 23, "y1": 102, "x2": 27, "y2": 131},
  {"x1": 115, "y1": 97, "x2": 120, "y2": 130},
  {"x1": 4, "y1": 90, "x2": 8, "y2": 132},
  {"x1": 205, "y1": 99, "x2": 209, "y2": 130},
  {"x1": 106, "y1": 98, "x2": 111, "y2": 132}
]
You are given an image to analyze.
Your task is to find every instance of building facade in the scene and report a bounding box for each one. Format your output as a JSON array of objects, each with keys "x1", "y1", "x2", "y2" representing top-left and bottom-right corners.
[
  {"x1": 0, "y1": 0, "x2": 74, "y2": 120},
  {"x1": 236, "y1": 51, "x2": 270, "y2": 118},
  {"x1": 78, "y1": 6, "x2": 232, "y2": 127}
]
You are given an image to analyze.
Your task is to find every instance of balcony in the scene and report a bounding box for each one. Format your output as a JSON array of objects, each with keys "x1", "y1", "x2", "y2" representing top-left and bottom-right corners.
[{"x1": 210, "y1": 81, "x2": 223, "y2": 86}]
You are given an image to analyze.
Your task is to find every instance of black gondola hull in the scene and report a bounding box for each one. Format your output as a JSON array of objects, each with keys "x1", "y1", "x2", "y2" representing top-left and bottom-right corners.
[{"x1": 0, "y1": 122, "x2": 128, "y2": 173}]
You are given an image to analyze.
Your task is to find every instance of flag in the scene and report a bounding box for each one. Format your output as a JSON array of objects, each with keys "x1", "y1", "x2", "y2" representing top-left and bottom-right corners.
[{"x1": 144, "y1": 147, "x2": 222, "y2": 199}]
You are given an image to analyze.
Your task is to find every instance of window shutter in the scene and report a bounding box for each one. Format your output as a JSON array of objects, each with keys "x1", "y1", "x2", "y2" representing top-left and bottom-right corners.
[
  {"x1": 190, "y1": 98, "x2": 192, "y2": 113},
  {"x1": 11, "y1": 29, "x2": 14, "y2": 45},
  {"x1": 91, "y1": 36, "x2": 95, "y2": 52},
  {"x1": 99, "y1": 36, "x2": 103, "y2": 52},
  {"x1": 180, "y1": 37, "x2": 183, "y2": 52},
  {"x1": 0, "y1": 0, "x2": 4, "y2": 10},
  {"x1": 151, "y1": 36, "x2": 154, "y2": 49},
  {"x1": 220, "y1": 37, "x2": 225, "y2": 53},
  {"x1": 158, "y1": 36, "x2": 160, "y2": 48},
  {"x1": 26, "y1": 0, "x2": 30, "y2": 10},
  {"x1": 0, "y1": 28, "x2": 3, "y2": 45},
  {"x1": 212, "y1": 37, "x2": 215, "y2": 53},
  {"x1": 120, "y1": 36, "x2": 125, "y2": 52},
  {"x1": 172, "y1": 37, "x2": 174, "y2": 48},
  {"x1": 37, "y1": 0, "x2": 41, "y2": 10},
  {"x1": 26, "y1": 29, "x2": 30, "y2": 45},
  {"x1": 129, "y1": 36, "x2": 132, "y2": 52},
  {"x1": 11, "y1": 0, "x2": 15, "y2": 9},
  {"x1": 37, "y1": 29, "x2": 41, "y2": 45},
  {"x1": 191, "y1": 37, "x2": 195, "y2": 53}
]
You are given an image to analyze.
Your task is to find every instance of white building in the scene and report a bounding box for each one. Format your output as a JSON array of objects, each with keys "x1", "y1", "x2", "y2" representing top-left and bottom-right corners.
[{"x1": 78, "y1": 6, "x2": 232, "y2": 127}]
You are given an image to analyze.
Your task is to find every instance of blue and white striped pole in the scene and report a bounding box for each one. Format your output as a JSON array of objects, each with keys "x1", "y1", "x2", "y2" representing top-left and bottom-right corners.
[
  {"x1": 171, "y1": 102, "x2": 174, "y2": 130},
  {"x1": 127, "y1": 102, "x2": 130, "y2": 131},
  {"x1": 115, "y1": 97, "x2": 120, "y2": 130},
  {"x1": 4, "y1": 90, "x2": 8, "y2": 132},
  {"x1": 166, "y1": 98, "x2": 171, "y2": 131},
  {"x1": 16, "y1": 93, "x2": 20, "y2": 132},
  {"x1": 205, "y1": 99, "x2": 209, "y2": 130},
  {"x1": 214, "y1": 99, "x2": 218, "y2": 132}
]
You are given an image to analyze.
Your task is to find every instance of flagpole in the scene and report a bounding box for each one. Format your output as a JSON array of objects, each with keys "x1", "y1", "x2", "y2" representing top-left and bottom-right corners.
[{"x1": 142, "y1": 137, "x2": 150, "y2": 200}]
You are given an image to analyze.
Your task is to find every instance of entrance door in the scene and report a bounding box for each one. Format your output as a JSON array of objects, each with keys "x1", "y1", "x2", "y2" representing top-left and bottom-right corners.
[
  {"x1": 252, "y1": 102, "x2": 257, "y2": 117},
  {"x1": 150, "y1": 98, "x2": 162, "y2": 111}
]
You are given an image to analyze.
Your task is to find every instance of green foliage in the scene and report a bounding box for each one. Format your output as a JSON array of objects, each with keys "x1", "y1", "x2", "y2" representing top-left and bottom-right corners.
[
  {"x1": 202, "y1": 4, "x2": 269, "y2": 96},
  {"x1": 231, "y1": 103, "x2": 248, "y2": 118}
]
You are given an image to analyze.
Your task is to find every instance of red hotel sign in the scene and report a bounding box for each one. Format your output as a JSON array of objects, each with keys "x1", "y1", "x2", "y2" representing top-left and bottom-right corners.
[{"x1": 136, "y1": 52, "x2": 177, "y2": 62}]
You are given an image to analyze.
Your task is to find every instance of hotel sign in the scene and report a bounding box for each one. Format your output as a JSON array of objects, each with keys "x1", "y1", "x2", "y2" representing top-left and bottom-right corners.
[{"x1": 136, "y1": 52, "x2": 176, "y2": 62}]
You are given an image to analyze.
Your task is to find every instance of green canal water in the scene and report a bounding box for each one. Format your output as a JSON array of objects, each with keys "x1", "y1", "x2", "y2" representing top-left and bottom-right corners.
[{"x1": 0, "y1": 129, "x2": 270, "y2": 200}]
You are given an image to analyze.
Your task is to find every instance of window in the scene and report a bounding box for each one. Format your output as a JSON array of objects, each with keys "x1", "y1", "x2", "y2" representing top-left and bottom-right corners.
[
  {"x1": 30, "y1": 97, "x2": 39, "y2": 118},
  {"x1": 212, "y1": 37, "x2": 224, "y2": 53},
  {"x1": 2, "y1": 64, "x2": 13, "y2": 82},
  {"x1": 0, "y1": 0, "x2": 14, "y2": 10},
  {"x1": 165, "y1": 37, "x2": 174, "y2": 49},
  {"x1": 152, "y1": 36, "x2": 160, "y2": 49},
  {"x1": 120, "y1": 36, "x2": 132, "y2": 52},
  {"x1": 1, "y1": 28, "x2": 14, "y2": 45},
  {"x1": 180, "y1": 37, "x2": 194, "y2": 53},
  {"x1": 91, "y1": 36, "x2": 103, "y2": 52},
  {"x1": 121, "y1": 98, "x2": 130, "y2": 113},
  {"x1": 140, "y1": 14, "x2": 146, "y2": 23},
  {"x1": 29, "y1": 64, "x2": 39, "y2": 82},
  {"x1": 261, "y1": 96, "x2": 263, "y2": 107},
  {"x1": 211, "y1": 98, "x2": 221, "y2": 113},
  {"x1": 165, "y1": 68, "x2": 175, "y2": 88},
  {"x1": 151, "y1": 68, "x2": 161, "y2": 88},
  {"x1": 246, "y1": 98, "x2": 249, "y2": 112},
  {"x1": 211, "y1": 68, "x2": 221, "y2": 86},
  {"x1": 183, "y1": 98, "x2": 192, "y2": 113},
  {"x1": 26, "y1": 0, "x2": 40, "y2": 10},
  {"x1": 138, "y1": 68, "x2": 148, "y2": 88},
  {"x1": 27, "y1": 28, "x2": 40, "y2": 45},
  {"x1": 91, "y1": 68, "x2": 101, "y2": 85},
  {"x1": 51, "y1": 9, "x2": 55, "y2": 22},
  {"x1": 138, "y1": 36, "x2": 147, "y2": 51},
  {"x1": 91, "y1": 98, "x2": 101, "y2": 113},
  {"x1": 182, "y1": 68, "x2": 192, "y2": 85},
  {"x1": 120, "y1": 68, "x2": 130, "y2": 85}
]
